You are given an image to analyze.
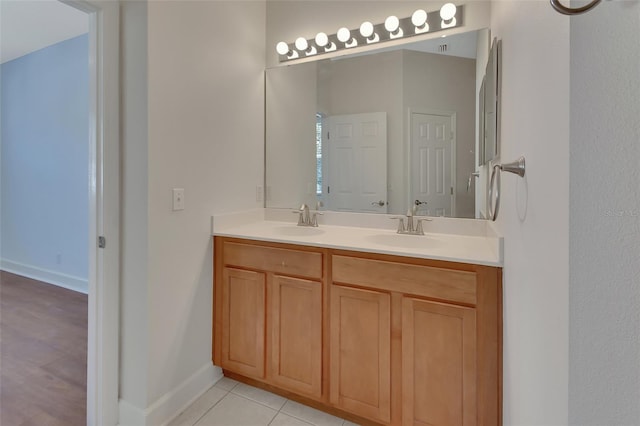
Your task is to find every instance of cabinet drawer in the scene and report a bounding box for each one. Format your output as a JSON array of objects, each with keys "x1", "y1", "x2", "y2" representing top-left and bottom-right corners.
[
  {"x1": 332, "y1": 255, "x2": 476, "y2": 305},
  {"x1": 223, "y1": 241, "x2": 322, "y2": 279}
]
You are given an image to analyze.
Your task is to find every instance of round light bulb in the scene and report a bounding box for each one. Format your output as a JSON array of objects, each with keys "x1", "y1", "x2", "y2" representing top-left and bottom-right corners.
[
  {"x1": 276, "y1": 41, "x2": 289, "y2": 55},
  {"x1": 359, "y1": 21, "x2": 374, "y2": 38},
  {"x1": 315, "y1": 32, "x2": 329, "y2": 47},
  {"x1": 384, "y1": 15, "x2": 400, "y2": 33},
  {"x1": 440, "y1": 3, "x2": 457, "y2": 21},
  {"x1": 412, "y1": 9, "x2": 427, "y2": 27},
  {"x1": 295, "y1": 37, "x2": 308, "y2": 51},
  {"x1": 337, "y1": 27, "x2": 351, "y2": 43}
]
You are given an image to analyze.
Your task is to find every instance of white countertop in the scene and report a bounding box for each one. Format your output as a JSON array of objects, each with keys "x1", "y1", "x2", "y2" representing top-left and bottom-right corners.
[{"x1": 212, "y1": 209, "x2": 503, "y2": 267}]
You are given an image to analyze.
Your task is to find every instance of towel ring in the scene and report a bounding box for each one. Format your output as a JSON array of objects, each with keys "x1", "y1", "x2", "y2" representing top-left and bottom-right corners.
[
  {"x1": 488, "y1": 157, "x2": 526, "y2": 221},
  {"x1": 489, "y1": 164, "x2": 501, "y2": 221},
  {"x1": 550, "y1": 0, "x2": 601, "y2": 15}
]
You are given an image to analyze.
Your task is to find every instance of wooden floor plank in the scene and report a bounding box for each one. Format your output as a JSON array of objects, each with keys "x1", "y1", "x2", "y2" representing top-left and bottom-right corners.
[{"x1": 0, "y1": 271, "x2": 87, "y2": 425}]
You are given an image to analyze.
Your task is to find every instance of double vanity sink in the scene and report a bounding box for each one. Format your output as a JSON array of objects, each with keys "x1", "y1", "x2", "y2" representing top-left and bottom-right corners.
[
  {"x1": 212, "y1": 208, "x2": 503, "y2": 267},
  {"x1": 211, "y1": 209, "x2": 503, "y2": 425}
]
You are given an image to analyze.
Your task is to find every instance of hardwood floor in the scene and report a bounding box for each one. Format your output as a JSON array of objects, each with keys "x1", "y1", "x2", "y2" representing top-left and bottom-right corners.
[{"x1": 0, "y1": 271, "x2": 87, "y2": 425}]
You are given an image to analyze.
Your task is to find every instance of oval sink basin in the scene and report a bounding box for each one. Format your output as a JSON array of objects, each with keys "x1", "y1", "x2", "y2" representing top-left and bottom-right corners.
[
  {"x1": 365, "y1": 233, "x2": 443, "y2": 249},
  {"x1": 272, "y1": 226, "x2": 325, "y2": 237}
]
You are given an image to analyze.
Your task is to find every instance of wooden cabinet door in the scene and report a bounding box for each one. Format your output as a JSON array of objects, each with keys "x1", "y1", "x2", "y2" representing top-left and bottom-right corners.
[
  {"x1": 330, "y1": 285, "x2": 391, "y2": 424},
  {"x1": 402, "y1": 297, "x2": 477, "y2": 426},
  {"x1": 268, "y1": 275, "x2": 322, "y2": 399},
  {"x1": 221, "y1": 267, "x2": 266, "y2": 378}
]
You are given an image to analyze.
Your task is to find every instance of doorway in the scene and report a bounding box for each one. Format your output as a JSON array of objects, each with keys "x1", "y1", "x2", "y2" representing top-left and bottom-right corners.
[
  {"x1": 0, "y1": 0, "x2": 119, "y2": 424},
  {"x1": 409, "y1": 111, "x2": 457, "y2": 217}
]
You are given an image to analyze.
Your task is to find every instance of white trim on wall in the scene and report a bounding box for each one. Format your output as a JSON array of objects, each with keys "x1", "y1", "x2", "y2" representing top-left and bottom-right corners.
[
  {"x1": 62, "y1": 1, "x2": 121, "y2": 425},
  {"x1": 118, "y1": 363, "x2": 222, "y2": 426},
  {"x1": 0, "y1": 259, "x2": 88, "y2": 294}
]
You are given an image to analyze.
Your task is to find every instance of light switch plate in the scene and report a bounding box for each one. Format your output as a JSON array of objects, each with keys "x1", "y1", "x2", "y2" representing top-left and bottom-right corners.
[{"x1": 173, "y1": 188, "x2": 185, "y2": 211}]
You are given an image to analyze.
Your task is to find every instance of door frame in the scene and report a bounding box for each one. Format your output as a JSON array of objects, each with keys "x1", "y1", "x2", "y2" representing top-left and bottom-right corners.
[
  {"x1": 406, "y1": 108, "x2": 457, "y2": 217},
  {"x1": 61, "y1": 1, "x2": 120, "y2": 425}
]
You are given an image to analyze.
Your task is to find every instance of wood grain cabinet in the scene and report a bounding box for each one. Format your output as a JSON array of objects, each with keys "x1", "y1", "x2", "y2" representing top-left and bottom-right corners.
[
  {"x1": 269, "y1": 274, "x2": 322, "y2": 399},
  {"x1": 220, "y1": 267, "x2": 266, "y2": 378},
  {"x1": 331, "y1": 253, "x2": 501, "y2": 426},
  {"x1": 330, "y1": 285, "x2": 391, "y2": 423},
  {"x1": 213, "y1": 237, "x2": 502, "y2": 426},
  {"x1": 401, "y1": 297, "x2": 476, "y2": 426},
  {"x1": 213, "y1": 238, "x2": 324, "y2": 401}
]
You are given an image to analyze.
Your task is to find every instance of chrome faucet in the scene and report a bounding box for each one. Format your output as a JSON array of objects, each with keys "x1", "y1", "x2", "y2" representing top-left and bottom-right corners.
[
  {"x1": 293, "y1": 203, "x2": 322, "y2": 227},
  {"x1": 390, "y1": 203, "x2": 431, "y2": 235}
]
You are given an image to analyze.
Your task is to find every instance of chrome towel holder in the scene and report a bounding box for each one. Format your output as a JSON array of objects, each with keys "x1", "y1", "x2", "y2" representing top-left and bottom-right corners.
[
  {"x1": 489, "y1": 156, "x2": 526, "y2": 221},
  {"x1": 550, "y1": 0, "x2": 601, "y2": 15}
]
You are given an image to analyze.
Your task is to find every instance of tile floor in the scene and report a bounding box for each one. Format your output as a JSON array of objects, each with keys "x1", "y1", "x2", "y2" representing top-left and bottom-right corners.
[{"x1": 169, "y1": 377, "x2": 359, "y2": 426}]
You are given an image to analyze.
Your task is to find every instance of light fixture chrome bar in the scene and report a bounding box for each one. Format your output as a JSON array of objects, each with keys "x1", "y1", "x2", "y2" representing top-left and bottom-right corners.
[{"x1": 276, "y1": 5, "x2": 464, "y2": 63}]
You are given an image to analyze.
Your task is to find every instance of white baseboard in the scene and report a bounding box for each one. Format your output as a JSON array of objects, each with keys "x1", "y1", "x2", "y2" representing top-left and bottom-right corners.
[
  {"x1": 118, "y1": 363, "x2": 222, "y2": 426},
  {"x1": 117, "y1": 398, "x2": 146, "y2": 426},
  {"x1": 0, "y1": 258, "x2": 88, "y2": 294}
]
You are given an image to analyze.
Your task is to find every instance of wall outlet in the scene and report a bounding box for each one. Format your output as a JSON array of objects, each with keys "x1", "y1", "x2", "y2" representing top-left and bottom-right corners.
[
  {"x1": 256, "y1": 185, "x2": 264, "y2": 202},
  {"x1": 172, "y1": 188, "x2": 185, "y2": 211}
]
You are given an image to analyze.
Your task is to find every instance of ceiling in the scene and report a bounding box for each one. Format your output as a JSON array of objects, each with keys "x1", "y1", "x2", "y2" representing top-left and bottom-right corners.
[{"x1": 0, "y1": 0, "x2": 88, "y2": 64}]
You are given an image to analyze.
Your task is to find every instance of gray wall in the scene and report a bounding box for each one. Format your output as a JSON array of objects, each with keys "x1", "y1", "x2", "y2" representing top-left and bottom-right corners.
[{"x1": 569, "y1": 1, "x2": 640, "y2": 424}]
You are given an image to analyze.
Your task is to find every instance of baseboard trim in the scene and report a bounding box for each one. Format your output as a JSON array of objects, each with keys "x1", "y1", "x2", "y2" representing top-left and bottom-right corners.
[
  {"x1": 0, "y1": 258, "x2": 88, "y2": 294},
  {"x1": 118, "y1": 363, "x2": 222, "y2": 426}
]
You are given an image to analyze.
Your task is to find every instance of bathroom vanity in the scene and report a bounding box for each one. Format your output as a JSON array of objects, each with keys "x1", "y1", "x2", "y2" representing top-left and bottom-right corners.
[{"x1": 212, "y1": 211, "x2": 502, "y2": 426}]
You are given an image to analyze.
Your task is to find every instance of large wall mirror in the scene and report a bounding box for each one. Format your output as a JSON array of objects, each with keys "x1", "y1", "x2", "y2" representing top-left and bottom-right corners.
[{"x1": 266, "y1": 28, "x2": 499, "y2": 218}]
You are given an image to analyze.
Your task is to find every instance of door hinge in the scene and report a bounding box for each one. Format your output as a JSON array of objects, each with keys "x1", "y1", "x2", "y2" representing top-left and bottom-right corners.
[
  {"x1": 450, "y1": 187, "x2": 454, "y2": 195},
  {"x1": 98, "y1": 236, "x2": 106, "y2": 249},
  {"x1": 327, "y1": 186, "x2": 330, "y2": 194}
]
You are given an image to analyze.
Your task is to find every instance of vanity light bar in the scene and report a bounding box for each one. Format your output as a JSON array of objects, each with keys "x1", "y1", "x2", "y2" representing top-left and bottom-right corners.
[{"x1": 276, "y1": 3, "x2": 463, "y2": 62}]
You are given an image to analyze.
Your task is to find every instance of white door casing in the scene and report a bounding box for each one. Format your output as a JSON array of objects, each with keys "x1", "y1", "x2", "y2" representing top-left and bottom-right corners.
[
  {"x1": 409, "y1": 111, "x2": 456, "y2": 217},
  {"x1": 61, "y1": 1, "x2": 120, "y2": 425},
  {"x1": 326, "y1": 112, "x2": 388, "y2": 213}
]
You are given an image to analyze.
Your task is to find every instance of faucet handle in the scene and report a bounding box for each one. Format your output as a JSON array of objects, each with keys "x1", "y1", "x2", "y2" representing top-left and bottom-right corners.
[
  {"x1": 390, "y1": 216, "x2": 405, "y2": 233},
  {"x1": 415, "y1": 218, "x2": 433, "y2": 235},
  {"x1": 311, "y1": 211, "x2": 323, "y2": 227},
  {"x1": 292, "y1": 210, "x2": 305, "y2": 225}
]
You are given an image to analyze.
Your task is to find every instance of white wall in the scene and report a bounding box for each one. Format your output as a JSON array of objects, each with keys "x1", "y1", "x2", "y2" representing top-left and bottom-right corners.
[
  {"x1": 266, "y1": 61, "x2": 318, "y2": 209},
  {"x1": 490, "y1": 1, "x2": 570, "y2": 424},
  {"x1": 325, "y1": 51, "x2": 404, "y2": 213},
  {"x1": 120, "y1": 0, "x2": 149, "y2": 412},
  {"x1": 569, "y1": 1, "x2": 640, "y2": 424},
  {"x1": 403, "y1": 50, "x2": 476, "y2": 218},
  {"x1": 119, "y1": 1, "x2": 266, "y2": 423}
]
